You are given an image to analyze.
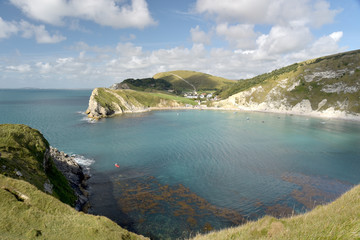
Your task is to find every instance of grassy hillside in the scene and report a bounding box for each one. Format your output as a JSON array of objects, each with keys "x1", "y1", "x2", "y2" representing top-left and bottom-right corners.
[
  {"x1": 111, "y1": 78, "x2": 174, "y2": 92},
  {"x1": 215, "y1": 63, "x2": 299, "y2": 99},
  {"x1": 216, "y1": 50, "x2": 360, "y2": 114},
  {"x1": 153, "y1": 70, "x2": 235, "y2": 92},
  {"x1": 0, "y1": 124, "x2": 76, "y2": 205},
  {"x1": 192, "y1": 184, "x2": 360, "y2": 240},
  {"x1": 87, "y1": 88, "x2": 197, "y2": 119},
  {"x1": 96, "y1": 88, "x2": 196, "y2": 109},
  {"x1": 0, "y1": 174, "x2": 147, "y2": 240}
]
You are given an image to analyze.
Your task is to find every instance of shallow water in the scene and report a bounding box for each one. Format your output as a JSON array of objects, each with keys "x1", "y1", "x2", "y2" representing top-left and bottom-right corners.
[{"x1": 1, "y1": 89, "x2": 360, "y2": 239}]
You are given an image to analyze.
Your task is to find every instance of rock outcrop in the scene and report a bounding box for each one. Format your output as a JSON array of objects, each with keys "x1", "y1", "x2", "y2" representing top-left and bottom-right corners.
[{"x1": 50, "y1": 147, "x2": 90, "y2": 212}]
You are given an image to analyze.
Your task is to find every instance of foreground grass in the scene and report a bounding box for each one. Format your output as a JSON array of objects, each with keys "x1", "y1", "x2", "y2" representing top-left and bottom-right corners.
[
  {"x1": 0, "y1": 174, "x2": 147, "y2": 240},
  {"x1": 192, "y1": 184, "x2": 360, "y2": 240}
]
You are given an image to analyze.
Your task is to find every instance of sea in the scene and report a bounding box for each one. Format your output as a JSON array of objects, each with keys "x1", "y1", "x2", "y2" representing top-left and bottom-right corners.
[{"x1": 1, "y1": 89, "x2": 360, "y2": 239}]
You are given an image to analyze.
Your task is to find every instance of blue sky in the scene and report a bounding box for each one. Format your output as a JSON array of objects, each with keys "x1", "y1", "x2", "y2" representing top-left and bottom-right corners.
[{"x1": 0, "y1": 0, "x2": 359, "y2": 88}]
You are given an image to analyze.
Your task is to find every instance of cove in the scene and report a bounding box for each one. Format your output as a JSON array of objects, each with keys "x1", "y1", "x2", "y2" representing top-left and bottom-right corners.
[{"x1": 1, "y1": 89, "x2": 360, "y2": 239}]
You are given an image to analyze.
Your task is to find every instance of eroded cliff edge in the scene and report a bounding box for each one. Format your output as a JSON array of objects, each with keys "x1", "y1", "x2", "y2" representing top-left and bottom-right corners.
[{"x1": 86, "y1": 88, "x2": 193, "y2": 119}]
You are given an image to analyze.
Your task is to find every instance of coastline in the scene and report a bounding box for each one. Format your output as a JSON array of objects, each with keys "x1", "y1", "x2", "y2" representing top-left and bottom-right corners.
[
  {"x1": 87, "y1": 104, "x2": 360, "y2": 122},
  {"x1": 50, "y1": 147, "x2": 91, "y2": 212}
]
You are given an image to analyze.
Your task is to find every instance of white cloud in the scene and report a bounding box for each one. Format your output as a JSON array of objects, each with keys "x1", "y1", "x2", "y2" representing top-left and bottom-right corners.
[
  {"x1": 36, "y1": 62, "x2": 52, "y2": 73},
  {"x1": 10, "y1": 0, "x2": 157, "y2": 29},
  {"x1": 195, "y1": 0, "x2": 339, "y2": 27},
  {"x1": 216, "y1": 23, "x2": 258, "y2": 49},
  {"x1": 0, "y1": 17, "x2": 18, "y2": 39},
  {"x1": 19, "y1": 20, "x2": 66, "y2": 43},
  {"x1": 190, "y1": 25, "x2": 211, "y2": 45},
  {"x1": 0, "y1": 17, "x2": 65, "y2": 43},
  {"x1": 256, "y1": 24, "x2": 313, "y2": 55},
  {"x1": 6, "y1": 64, "x2": 31, "y2": 72}
]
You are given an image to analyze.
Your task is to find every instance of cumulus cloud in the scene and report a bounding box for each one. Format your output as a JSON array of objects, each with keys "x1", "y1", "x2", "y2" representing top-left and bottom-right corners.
[
  {"x1": 0, "y1": 17, "x2": 18, "y2": 39},
  {"x1": 195, "y1": 0, "x2": 339, "y2": 27},
  {"x1": 6, "y1": 64, "x2": 31, "y2": 72},
  {"x1": 216, "y1": 23, "x2": 258, "y2": 49},
  {"x1": 256, "y1": 24, "x2": 313, "y2": 55},
  {"x1": 194, "y1": 0, "x2": 342, "y2": 61},
  {"x1": 19, "y1": 21, "x2": 66, "y2": 43},
  {"x1": 0, "y1": 17, "x2": 65, "y2": 43},
  {"x1": 190, "y1": 25, "x2": 211, "y2": 45},
  {"x1": 10, "y1": 0, "x2": 157, "y2": 29}
]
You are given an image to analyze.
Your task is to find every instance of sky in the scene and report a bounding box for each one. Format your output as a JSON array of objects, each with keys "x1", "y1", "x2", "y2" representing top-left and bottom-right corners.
[{"x1": 0, "y1": 0, "x2": 359, "y2": 89}]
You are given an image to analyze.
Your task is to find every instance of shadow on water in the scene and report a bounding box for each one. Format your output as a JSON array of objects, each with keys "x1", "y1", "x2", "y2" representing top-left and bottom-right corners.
[{"x1": 88, "y1": 170, "x2": 136, "y2": 233}]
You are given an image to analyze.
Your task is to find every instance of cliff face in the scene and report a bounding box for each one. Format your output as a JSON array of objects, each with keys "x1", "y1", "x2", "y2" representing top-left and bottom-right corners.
[
  {"x1": 216, "y1": 50, "x2": 360, "y2": 119},
  {"x1": 86, "y1": 88, "x2": 190, "y2": 119},
  {"x1": 0, "y1": 124, "x2": 88, "y2": 208}
]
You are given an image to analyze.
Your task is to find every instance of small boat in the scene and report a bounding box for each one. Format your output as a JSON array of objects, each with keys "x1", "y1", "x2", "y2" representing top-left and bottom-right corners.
[{"x1": 115, "y1": 163, "x2": 120, "y2": 168}]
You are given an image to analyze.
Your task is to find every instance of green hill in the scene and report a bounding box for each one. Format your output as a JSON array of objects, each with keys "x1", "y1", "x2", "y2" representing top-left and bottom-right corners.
[
  {"x1": 216, "y1": 49, "x2": 360, "y2": 118},
  {"x1": 192, "y1": 184, "x2": 360, "y2": 240},
  {"x1": 153, "y1": 70, "x2": 236, "y2": 92},
  {"x1": 0, "y1": 124, "x2": 76, "y2": 205},
  {"x1": 0, "y1": 124, "x2": 147, "y2": 239}
]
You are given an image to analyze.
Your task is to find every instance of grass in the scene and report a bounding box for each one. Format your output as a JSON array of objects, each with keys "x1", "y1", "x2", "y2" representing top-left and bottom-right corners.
[
  {"x1": 0, "y1": 174, "x2": 148, "y2": 240},
  {"x1": 218, "y1": 49, "x2": 360, "y2": 114},
  {"x1": 95, "y1": 88, "x2": 197, "y2": 111},
  {"x1": 216, "y1": 63, "x2": 299, "y2": 99},
  {"x1": 153, "y1": 70, "x2": 236, "y2": 92},
  {"x1": 0, "y1": 124, "x2": 76, "y2": 206},
  {"x1": 191, "y1": 184, "x2": 360, "y2": 240}
]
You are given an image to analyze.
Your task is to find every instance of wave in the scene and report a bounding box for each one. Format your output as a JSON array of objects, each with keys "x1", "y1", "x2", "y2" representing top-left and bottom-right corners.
[
  {"x1": 71, "y1": 154, "x2": 95, "y2": 175},
  {"x1": 76, "y1": 110, "x2": 97, "y2": 124}
]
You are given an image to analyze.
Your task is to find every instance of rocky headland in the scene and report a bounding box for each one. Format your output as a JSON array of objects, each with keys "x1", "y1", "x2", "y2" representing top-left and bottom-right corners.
[{"x1": 49, "y1": 147, "x2": 90, "y2": 212}]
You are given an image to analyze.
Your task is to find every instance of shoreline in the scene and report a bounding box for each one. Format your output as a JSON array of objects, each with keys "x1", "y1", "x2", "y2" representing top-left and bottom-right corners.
[
  {"x1": 88, "y1": 105, "x2": 360, "y2": 122},
  {"x1": 49, "y1": 147, "x2": 91, "y2": 212}
]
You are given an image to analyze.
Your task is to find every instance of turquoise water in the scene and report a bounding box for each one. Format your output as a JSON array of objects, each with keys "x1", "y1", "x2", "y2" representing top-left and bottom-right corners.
[{"x1": 1, "y1": 89, "x2": 360, "y2": 239}]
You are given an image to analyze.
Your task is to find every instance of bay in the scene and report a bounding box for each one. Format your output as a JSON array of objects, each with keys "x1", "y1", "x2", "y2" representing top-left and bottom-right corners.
[{"x1": 1, "y1": 89, "x2": 360, "y2": 239}]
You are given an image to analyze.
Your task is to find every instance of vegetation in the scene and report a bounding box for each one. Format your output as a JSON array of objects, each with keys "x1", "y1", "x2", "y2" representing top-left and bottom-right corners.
[
  {"x1": 114, "y1": 78, "x2": 173, "y2": 92},
  {"x1": 0, "y1": 124, "x2": 147, "y2": 239},
  {"x1": 0, "y1": 124, "x2": 76, "y2": 206},
  {"x1": 153, "y1": 70, "x2": 235, "y2": 92},
  {"x1": 192, "y1": 184, "x2": 360, "y2": 240},
  {"x1": 217, "y1": 49, "x2": 360, "y2": 114},
  {"x1": 0, "y1": 174, "x2": 147, "y2": 240},
  {"x1": 215, "y1": 63, "x2": 299, "y2": 99},
  {"x1": 94, "y1": 88, "x2": 196, "y2": 112}
]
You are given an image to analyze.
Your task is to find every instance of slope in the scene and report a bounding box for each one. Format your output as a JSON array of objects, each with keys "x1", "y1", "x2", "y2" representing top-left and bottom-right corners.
[
  {"x1": 216, "y1": 49, "x2": 360, "y2": 118},
  {"x1": 0, "y1": 124, "x2": 76, "y2": 205},
  {"x1": 86, "y1": 88, "x2": 196, "y2": 119},
  {"x1": 192, "y1": 183, "x2": 360, "y2": 240},
  {"x1": 0, "y1": 174, "x2": 147, "y2": 240},
  {"x1": 153, "y1": 70, "x2": 236, "y2": 92}
]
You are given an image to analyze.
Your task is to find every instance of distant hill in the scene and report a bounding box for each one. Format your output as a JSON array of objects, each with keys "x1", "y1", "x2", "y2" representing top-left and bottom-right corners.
[
  {"x1": 216, "y1": 49, "x2": 360, "y2": 118},
  {"x1": 153, "y1": 70, "x2": 236, "y2": 92},
  {"x1": 110, "y1": 70, "x2": 236, "y2": 95}
]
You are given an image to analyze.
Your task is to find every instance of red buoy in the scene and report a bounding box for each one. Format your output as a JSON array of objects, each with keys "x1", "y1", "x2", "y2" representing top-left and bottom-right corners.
[{"x1": 115, "y1": 163, "x2": 120, "y2": 168}]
